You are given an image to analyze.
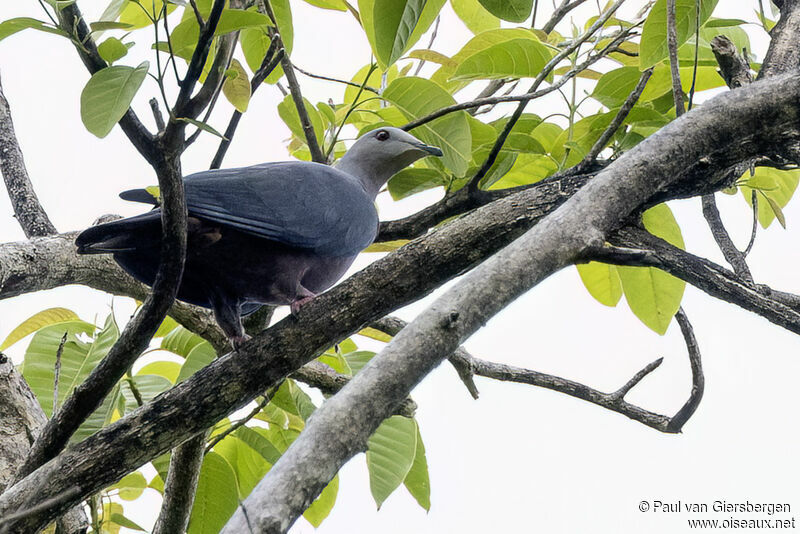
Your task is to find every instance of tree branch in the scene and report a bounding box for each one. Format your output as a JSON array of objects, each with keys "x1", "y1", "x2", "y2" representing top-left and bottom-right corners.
[
  {"x1": 700, "y1": 194, "x2": 753, "y2": 282},
  {"x1": 151, "y1": 432, "x2": 208, "y2": 534},
  {"x1": 541, "y1": 0, "x2": 588, "y2": 34},
  {"x1": 0, "y1": 74, "x2": 56, "y2": 238},
  {"x1": 666, "y1": 0, "x2": 685, "y2": 116},
  {"x1": 710, "y1": 35, "x2": 752, "y2": 89},
  {"x1": 666, "y1": 308, "x2": 704, "y2": 432}
]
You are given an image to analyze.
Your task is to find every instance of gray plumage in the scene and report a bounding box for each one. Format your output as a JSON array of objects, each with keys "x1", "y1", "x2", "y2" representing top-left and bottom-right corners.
[{"x1": 76, "y1": 127, "x2": 442, "y2": 346}]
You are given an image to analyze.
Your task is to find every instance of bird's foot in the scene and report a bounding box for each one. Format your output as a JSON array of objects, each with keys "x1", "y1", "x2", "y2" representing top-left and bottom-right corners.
[
  {"x1": 230, "y1": 333, "x2": 252, "y2": 351},
  {"x1": 290, "y1": 294, "x2": 316, "y2": 316}
]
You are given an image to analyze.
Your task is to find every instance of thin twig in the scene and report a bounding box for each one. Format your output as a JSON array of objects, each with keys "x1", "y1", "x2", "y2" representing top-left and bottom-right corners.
[
  {"x1": 52, "y1": 333, "x2": 67, "y2": 416},
  {"x1": 467, "y1": 0, "x2": 628, "y2": 194},
  {"x1": 666, "y1": 308, "x2": 705, "y2": 432},
  {"x1": 701, "y1": 194, "x2": 753, "y2": 282},
  {"x1": 666, "y1": 0, "x2": 685, "y2": 115},
  {"x1": 575, "y1": 67, "x2": 652, "y2": 171},
  {"x1": 413, "y1": 15, "x2": 440, "y2": 76},
  {"x1": 149, "y1": 98, "x2": 166, "y2": 132},
  {"x1": 686, "y1": 0, "x2": 700, "y2": 110},
  {"x1": 744, "y1": 190, "x2": 758, "y2": 256},
  {"x1": 0, "y1": 487, "x2": 82, "y2": 527},
  {"x1": 256, "y1": 0, "x2": 325, "y2": 163},
  {"x1": 292, "y1": 63, "x2": 379, "y2": 93},
  {"x1": 542, "y1": 0, "x2": 588, "y2": 33},
  {"x1": 205, "y1": 393, "x2": 274, "y2": 452}
]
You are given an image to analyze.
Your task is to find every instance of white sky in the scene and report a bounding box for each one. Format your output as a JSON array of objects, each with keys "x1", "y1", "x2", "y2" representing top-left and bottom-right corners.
[{"x1": 1, "y1": 1, "x2": 798, "y2": 533}]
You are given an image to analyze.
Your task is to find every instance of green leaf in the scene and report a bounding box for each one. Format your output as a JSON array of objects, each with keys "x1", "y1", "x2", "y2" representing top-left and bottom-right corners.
[
  {"x1": 80, "y1": 62, "x2": 149, "y2": 138},
  {"x1": 450, "y1": 0, "x2": 500, "y2": 34},
  {"x1": 120, "y1": 374, "x2": 172, "y2": 412},
  {"x1": 216, "y1": 9, "x2": 271, "y2": 34},
  {"x1": 136, "y1": 361, "x2": 181, "y2": 384},
  {"x1": 576, "y1": 262, "x2": 623, "y2": 307},
  {"x1": 452, "y1": 37, "x2": 552, "y2": 80},
  {"x1": 97, "y1": 37, "x2": 129, "y2": 64},
  {"x1": 359, "y1": 0, "x2": 445, "y2": 68},
  {"x1": 277, "y1": 95, "x2": 325, "y2": 152},
  {"x1": 235, "y1": 426, "x2": 283, "y2": 464},
  {"x1": 222, "y1": 59, "x2": 251, "y2": 112},
  {"x1": 176, "y1": 117, "x2": 227, "y2": 140},
  {"x1": 89, "y1": 21, "x2": 135, "y2": 32},
  {"x1": 120, "y1": 0, "x2": 177, "y2": 28},
  {"x1": 303, "y1": 475, "x2": 339, "y2": 527},
  {"x1": 187, "y1": 452, "x2": 239, "y2": 534},
  {"x1": 240, "y1": 0, "x2": 292, "y2": 83},
  {"x1": 383, "y1": 77, "x2": 472, "y2": 177},
  {"x1": 176, "y1": 341, "x2": 217, "y2": 382},
  {"x1": 639, "y1": 0, "x2": 718, "y2": 69},
  {"x1": 270, "y1": 380, "x2": 316, "y2": 420},
  {"x1": 110, "y1": 471, "x2": 147, "y2": 501},
  {"x1": 1, "y1": 307, "x2": 80, "y2": 351},
  {"x1": 618, "y1": 204, "x2": 685, "y2": 334},
  {"x1": 366, "y1": 415, "x2": 418, "y2": 508},
  {"x1": 213, "y1": 434, "x2": 271, "y2": 498},
  {"x1": 154, "y1": 315, "x2": 179, "y2": 338},
  {"x1": 0, "y1": 17, "x2": 67, "y2": 42},
  {"x1": 477, "y1": 0, "x2": 532, "y2": 22},
  {"x1": 344, "y1": 350, "x2": 376, "y2": 374},
  {"x1": 302, "y1": 0, "x2": 347, "y2": 10},
  {"x1": 741, "y1": 168, "x2": 800, "y2": 228},
  {"x1": 403, "y1": 421, "x2": 430, "y2": 511},
  {"x1": 108, "y1": 513, "x2": 146, "y2": 532},
  {"x1": 162, "y1": 326, "x2": 207, "y2": 357},
  {"x1": 388, "y1": 168, "x2": 446, "y2": 200}
]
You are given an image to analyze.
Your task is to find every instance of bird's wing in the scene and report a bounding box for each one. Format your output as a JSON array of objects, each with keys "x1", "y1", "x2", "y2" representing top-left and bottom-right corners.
[{"x1": 181, "y1": 162, "x2": 378, "y2": 256}]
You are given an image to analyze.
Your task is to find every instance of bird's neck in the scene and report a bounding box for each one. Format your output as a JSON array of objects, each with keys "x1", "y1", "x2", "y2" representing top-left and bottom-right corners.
[{"x1": 335, "y1": 152, "x2": 392, "y2": 199}]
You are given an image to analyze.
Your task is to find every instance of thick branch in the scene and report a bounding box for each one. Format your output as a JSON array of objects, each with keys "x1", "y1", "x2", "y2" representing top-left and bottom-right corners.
[
  {"x1": 220, "y1": 70, "x2": 800, "y2": 534},
  {"x1": 0, "y1": 76, "x2": 56, "y2": 237},
  {"x1": 710, "y1": 35, "x2": 752, "y2": 88},
  {"x1": 759, "y1": 0, "x2": 800, "y2": 79},
  {"x1": 5, "y1": 72, "x2": 800, "y2": 531}
]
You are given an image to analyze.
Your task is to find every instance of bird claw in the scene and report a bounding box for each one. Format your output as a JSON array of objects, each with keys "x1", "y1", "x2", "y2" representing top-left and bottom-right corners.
[
  {"x1": 290, "y1": 295, "x2": 316, "y2": 316},
  {"x1": 230, "y1": 333, "x2": 252, "y2": 351}
]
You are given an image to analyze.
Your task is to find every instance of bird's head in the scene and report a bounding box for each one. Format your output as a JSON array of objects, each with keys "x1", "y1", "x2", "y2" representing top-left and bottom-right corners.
[{"x1": 336, "y1": 127, "x2": 443, "y2": 196}]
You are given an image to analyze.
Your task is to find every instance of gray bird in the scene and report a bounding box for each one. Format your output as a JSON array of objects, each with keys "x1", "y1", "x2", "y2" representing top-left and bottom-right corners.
[{"x1": 76, "y1": 127, "x2": 442, "y2": 346}]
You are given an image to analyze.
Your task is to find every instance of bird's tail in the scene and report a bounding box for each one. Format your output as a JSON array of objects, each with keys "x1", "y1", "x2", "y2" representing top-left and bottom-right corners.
[{"x1": 75, "y1": 211, "x2": 162, "y2": 254}]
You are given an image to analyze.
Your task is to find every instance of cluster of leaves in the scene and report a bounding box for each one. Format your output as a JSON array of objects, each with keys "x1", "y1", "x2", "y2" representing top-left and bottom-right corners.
[{"x1": 1, "y1": 308, "x2": 429, "y2": 531}]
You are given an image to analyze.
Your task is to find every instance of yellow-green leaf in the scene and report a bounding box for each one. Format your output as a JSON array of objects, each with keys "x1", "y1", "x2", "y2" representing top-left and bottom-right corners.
[
  {"x1": 366, "y1": 416, "x2": 417, "y2": 508},
  {"x1": 450, "y1": 0, "x2": 500, "y2": 34},
  {"x1": 576, "y1": 262, "x2": 622, "y2": 307},
  {"x1": 222, "y1": 59, "x2": 251, "y2": 112},
  {"x1": 1, "y1": 307, "x2": 80, "y2": 351},
  {"x1": 80, "y1": 62, "x2": 149, "y2": 138},
  {"x1": 452, "y1": 37, "x2": 552, "y2": 80}
]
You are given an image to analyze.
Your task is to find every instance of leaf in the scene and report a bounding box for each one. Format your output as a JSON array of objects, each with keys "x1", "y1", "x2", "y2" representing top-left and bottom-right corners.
[
  {"x1": 383, "y1": 77, "x2": 472, "y2": 177},
  {"x1": 403, "y1": 422, "x2": 430, "y2": 511},
  {"x1": 235, "y1": 426, "x2": 283, "y2": 464},
  {"x1": 302, "y1": 0, "x2": 347, "y2": 10},
  {"x1": 344, "y1": 350, "x2": 375, "y2": 374},
  {"x1": 154, "y1": 315, "x2": 179, "y2": 338},
  {"x1": 108, "y1": 513, "x2": 146, "y2": 532},
  {"x1": 450, "y1": 0, "x2": 500, "y2": 34},
  {"x1": 80, "y1": 62, "x2": 149, "y2": 138},
  {"x1": 97, "y1": 37, "x2": 129, "y2": 64},
  {"x1": 576, "y1": 262, "x2": 623, "y2": 307},
  {"x1": 741, "y1": 168, "x2": 800, "y2": 229},
  {"x1": 110, "y1": 471, "x2": 147, "y2": 501},
  {"x1": 0, "y1": 17, "x2": 67, "y2": 42},
  {"x1": 388, "y1": 167, "x2": 446, "y2": 200},
  {"x1": 120, "y1": 374, "x2": 172, "y2": 412},
  {"x1": 277, "y1": 95, "x2": 325, "y2": 150},
  {"x1": 477, "y1": 0, "x2": 532, "y2": 22},
  {"x1": 407, "y1": 49, "x2": 457, "y2": 68},
  {"x1": 359, "y1": 0, "x2": 445, "y2": 68},
  {"x1": 222, "y1": 59, "x2": 251, "y2": 113},
  {"x1": 618, "y1": 204, "x2": 686, "y2": 334},
  {"x1": 367, "y1": 416, "x2": 418, "y2": 508},
  {"x1": 1, "y1": 308, "x2": 80, "y2": 351},
  {"x1": 187, "y1": 452, "x2": 239, "y2": 534},
  {"x1": 213, "y1": 434, "x2": 271, "y2": 498},
  {"x1": 452, "y1": 37, "x2": 552, "y2": 80},
  {"x1": 136, "y1": 361, "x2": 181, "y2": 384},
  {"x1": 358, "y1": 327, "x2": 393, "y2": 343},
  {"x1": 639, "y1": 0, "x2": 718, "y2": 69},
  {"x1": 176, "y1": 117, "x2": 227, "y2": 140},
  {"x1": 240, "y1": 0, "x2": 292, "y2": 83},
  {"x1": 162, "y1": 326, "x2": 206, "y2": 357},
  {"x1": 363, "y1": 240, "x2": 410, "y2": 252},
  {"x1": 120, "y1": 0, "x2": 177, "y2": 28},
  {"x1": 270, "y1": 379, "x2": 316, "y2": 420},
  {"x1": 89, "y1": 21, "x2": 135, "y2": 32},
  {"x1": 303, "y1": 475, "x2": 339, "y2": 527},
  {"x1": 176, "y1": 341, "x2": 217, "y2": 382}
]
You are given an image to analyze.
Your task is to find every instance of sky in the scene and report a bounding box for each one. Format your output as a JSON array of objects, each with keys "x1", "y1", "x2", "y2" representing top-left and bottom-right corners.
[{"x1": 0, "y1": 1, "x2": 798, "y2": 533}]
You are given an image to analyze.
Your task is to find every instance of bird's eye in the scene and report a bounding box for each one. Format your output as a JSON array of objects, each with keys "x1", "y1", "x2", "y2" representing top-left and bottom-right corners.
[{"x1": 376, "y1": 130, "x2": 390, "y2": 141}]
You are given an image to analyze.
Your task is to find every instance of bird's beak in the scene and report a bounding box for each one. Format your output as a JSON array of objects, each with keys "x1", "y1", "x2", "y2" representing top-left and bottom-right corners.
[{"x1": 413, "y1": 141, "x2": 443, "y2": 157}]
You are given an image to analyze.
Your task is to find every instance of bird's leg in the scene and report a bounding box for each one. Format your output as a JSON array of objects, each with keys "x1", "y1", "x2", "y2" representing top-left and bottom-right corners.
[
  {"x1": 290, "y1": 284, "x2": 317, "y2": 316},
  {"x1": 210, "y1": 292, "x2": 248, "y2": 350}
]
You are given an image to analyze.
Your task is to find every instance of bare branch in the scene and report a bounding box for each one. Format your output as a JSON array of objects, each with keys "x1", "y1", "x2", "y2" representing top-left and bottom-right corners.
[
  {"x1": 149, "y1": 98, "x2": 166, "y2": 133},
  {"x1": 744, "y1": 190, "x2": 758, "y2": 256},
  {"x1": 666, "y1": 308, "x2": 705, "y2": 432},
  {"x1": 575, "y1": 67, "x2": 653, "y2": 172},
  {"x1": 152, "y1": 433, "x2": 208, "y2": 534},
  {"x1": 0, "y1": 75, "x2": 57, "y2": 238},
  {"x1": 710, "y1": 35, "x2": 753, "y2": 89},
  {"x1": 701, "y1": 194, "x2": 753, "y2": 282},
  {"x1": 292, "y1": 62, "x2": 379, "y2": 93},
  {"x1": 542, "y1": 0, "x2": 588, "y2": 33},
  {"x1": 666, "y1": 0, "x2": 685, "y2": 116}
]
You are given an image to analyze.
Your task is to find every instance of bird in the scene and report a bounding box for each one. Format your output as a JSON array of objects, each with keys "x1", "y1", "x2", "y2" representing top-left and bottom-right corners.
[{"x1": 76, "y1": 127, "x2": 443, "y2": 347}]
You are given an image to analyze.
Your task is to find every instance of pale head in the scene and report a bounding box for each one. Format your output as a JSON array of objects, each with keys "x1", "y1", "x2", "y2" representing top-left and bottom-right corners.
[{"x1": 335, "y1": 127, "x2": 443, "y2": 197}]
